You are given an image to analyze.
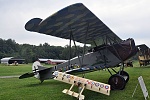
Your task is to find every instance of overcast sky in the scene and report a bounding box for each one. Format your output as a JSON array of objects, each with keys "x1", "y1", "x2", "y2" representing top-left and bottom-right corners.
[{"x1": 0, "y1": 0, "x2": 150, "y2": 47}]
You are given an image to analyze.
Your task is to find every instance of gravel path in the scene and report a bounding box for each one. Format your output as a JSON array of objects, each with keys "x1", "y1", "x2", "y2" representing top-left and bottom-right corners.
[{"x1": 0, "y1": 75, "x2": 20, "y2": 78}]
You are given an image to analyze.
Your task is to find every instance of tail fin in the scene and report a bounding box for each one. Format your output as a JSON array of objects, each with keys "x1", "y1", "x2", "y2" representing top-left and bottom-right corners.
[
  {"x1": 32, "y1": 61, "x2": 54, "y2": 83},
  {"x1": 19, "y1": 61, "x2": 54, "y2": 83},
  {"x1": 32, "y1": 61, "x2": 46, "y2": 79}
]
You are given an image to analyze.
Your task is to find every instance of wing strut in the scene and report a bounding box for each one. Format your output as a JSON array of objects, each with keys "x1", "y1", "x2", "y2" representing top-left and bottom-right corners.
[
  {"x1": 92, "y1": 40, "x2": 97, "y2": 47},
  {"x1": 68, "y1": 31, "x2": 72, "y2": 67},
  {"x1": 70, "y1": 26, "x2": 82, "y2": 67},
  {"x1": 81, "y1": 23, "x2": 89, "y2": 67},
  {"x1": 107, "y1": 36, "x2": 125, "y2": 73},
  {"x1": 69, "y1": 22, "x2": 90, "y2": 78},
  {"x1": 81, "y1": 23, "x2": 89, "y2": 78}
]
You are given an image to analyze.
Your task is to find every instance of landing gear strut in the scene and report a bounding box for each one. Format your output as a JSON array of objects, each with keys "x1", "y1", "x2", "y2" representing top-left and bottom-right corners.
[{"x1": 117, "y1": 71, "x2": 129, "y2": 83}]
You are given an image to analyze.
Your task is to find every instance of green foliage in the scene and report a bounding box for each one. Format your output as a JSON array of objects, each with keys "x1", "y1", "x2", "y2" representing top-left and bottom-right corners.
[
  {"x1": 0, "y1": 38, "x2": 90, "y2": 63},
  {"x1": 0, "y1": 38, "x2": 19, "y2": 58}
]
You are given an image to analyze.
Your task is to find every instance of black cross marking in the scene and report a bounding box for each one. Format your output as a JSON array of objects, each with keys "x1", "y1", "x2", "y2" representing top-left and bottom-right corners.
[{"x1": 32, "y1": 66, "x2": 39, "y2": 74}]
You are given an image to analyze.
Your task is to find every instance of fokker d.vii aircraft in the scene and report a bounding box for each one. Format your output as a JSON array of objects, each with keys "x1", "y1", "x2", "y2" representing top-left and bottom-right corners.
[
  {"x1": 137, "y1": 44, "x2": 150, "y2": 66},
  {"x1": 20, "y1": 3, "x2": 137, "y2": 90}
]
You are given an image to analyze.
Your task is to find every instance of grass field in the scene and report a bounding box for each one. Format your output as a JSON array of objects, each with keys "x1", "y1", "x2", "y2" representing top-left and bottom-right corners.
[{"x1": 0, "y1": 61, "x2": 150, "y2": 100}]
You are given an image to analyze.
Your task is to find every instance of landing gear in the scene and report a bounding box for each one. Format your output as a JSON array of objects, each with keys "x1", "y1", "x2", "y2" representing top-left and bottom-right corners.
[
  {"x1": 108, "y1": 74, "x2": 126, "y2": 90},
  {"x1": 40, "y1": 80, "x2": 44, "y2": 83},
  {"x1": 108, "y1": 70, "x2": 129, "y2": 90},
  {"x1": 117, "y1": 71, "x2": 129, "y2": 83}
]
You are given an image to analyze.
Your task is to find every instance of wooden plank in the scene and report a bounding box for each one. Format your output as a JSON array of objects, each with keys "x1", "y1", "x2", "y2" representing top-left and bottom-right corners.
[{"x1": 53, "y1": 71, "x2": 110, "y2": 96}]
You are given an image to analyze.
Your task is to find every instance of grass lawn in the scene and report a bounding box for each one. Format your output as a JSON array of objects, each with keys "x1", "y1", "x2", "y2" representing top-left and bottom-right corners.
[{"x1": 0, "y1": 61, "x2": 150, "y2": 100}]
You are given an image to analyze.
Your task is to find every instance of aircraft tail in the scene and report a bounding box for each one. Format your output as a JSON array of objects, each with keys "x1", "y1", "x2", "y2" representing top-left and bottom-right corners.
[
  {"x1": 19, "y1": 61, "x2": 41, "y2": 79},
  {"x1": 32, "y1": 61, "x2": 54, "y2": 82},
  {"x1": 19, "y1": 61, "x2": 54, "y2": 82}
]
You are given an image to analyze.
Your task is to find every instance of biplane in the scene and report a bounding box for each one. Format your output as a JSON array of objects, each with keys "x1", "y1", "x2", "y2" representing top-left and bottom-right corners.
[
  {"x1": 137, "y1": 44, "x2": 150, "y2": 66},
  {"x1": 20, "y1": 3, "x2": 137, "y2": 91}
]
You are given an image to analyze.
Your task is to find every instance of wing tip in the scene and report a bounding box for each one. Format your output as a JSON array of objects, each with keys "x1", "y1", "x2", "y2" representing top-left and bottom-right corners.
[{"x1": 25, "y1": 18, "x2": 42, "y2": 32}]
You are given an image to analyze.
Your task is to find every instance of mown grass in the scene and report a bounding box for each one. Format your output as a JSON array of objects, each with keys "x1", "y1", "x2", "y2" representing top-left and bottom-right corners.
[
  {"x1": 0, "y1": 63, "x2": 53, "y2": 76},
  {"x1": 0, "y1": 61, "x2": 150, "y2": 100},
  {"x1": 0, "y1": 64, "x2": 32, "y2": 76}
]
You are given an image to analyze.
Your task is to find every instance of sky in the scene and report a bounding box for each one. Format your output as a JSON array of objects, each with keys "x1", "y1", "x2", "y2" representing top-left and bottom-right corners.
[{"x1": 0, "y1": 0, "x2": 150, "y2": 47}]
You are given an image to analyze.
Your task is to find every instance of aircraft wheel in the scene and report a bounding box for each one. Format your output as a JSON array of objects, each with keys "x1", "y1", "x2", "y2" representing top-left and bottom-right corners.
[
  {"x1": 117, "y1": 71, "x2": 129, "y2": 83},
  {"x1": 108, "y1": 74, "x2": 126, "y2": 90}
]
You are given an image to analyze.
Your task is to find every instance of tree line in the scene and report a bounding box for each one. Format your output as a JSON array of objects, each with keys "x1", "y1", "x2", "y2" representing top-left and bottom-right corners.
[{"x1": 0, "y1": 38, "x2": 90, "y2": 63}]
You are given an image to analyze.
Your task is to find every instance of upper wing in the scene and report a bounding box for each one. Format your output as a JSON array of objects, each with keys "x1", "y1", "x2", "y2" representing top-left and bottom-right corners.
[
  {"x1": 137, "y1": 44, "x2": 150, "y2": 55},
  {"x1": 137, "y1": 44, "x2": 149, "y2": 51},
  {"x1": 25, "y1": 3, "x2": 122, "y2": 45}
]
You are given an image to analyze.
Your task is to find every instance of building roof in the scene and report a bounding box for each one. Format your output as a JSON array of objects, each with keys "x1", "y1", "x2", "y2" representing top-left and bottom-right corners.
[
  {"x1": 1, "y1": 57, "x2": 25, "y2": 64},
  {"x1": 48, "y1": 59, "x2": 67, "y2": 63},
  {"x1": 38, "y1": 58, "x2": 49, "y2": 62},
  {"x1": 1, "y1": 57, "x2": 13, "y2": 62},
  {"x1": 38, "y1": 58, "x2": 67, "y2": 63}
]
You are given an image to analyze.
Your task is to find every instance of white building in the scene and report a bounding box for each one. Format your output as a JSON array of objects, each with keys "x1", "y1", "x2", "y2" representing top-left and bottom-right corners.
[
  {"x1": 1, "y1": 57, "x2": 13, "y2": 64},
  {"x1": 1, "y1": 57, "x2": 25, "y2": 65}
]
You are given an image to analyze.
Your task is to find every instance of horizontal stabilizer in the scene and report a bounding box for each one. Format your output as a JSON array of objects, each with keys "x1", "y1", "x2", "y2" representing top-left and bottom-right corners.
[
  {"x1": 19, "y1": 72, "x2": 34, "y2": 79},
  {"x1": 38, "y1": 67, "x2": 54, "y2": 81}
]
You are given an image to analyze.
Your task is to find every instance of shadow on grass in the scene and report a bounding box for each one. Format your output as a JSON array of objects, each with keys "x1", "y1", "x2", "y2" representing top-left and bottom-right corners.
[{"x1": 24, "y1": 80, "x2": 67, "y2": 87}]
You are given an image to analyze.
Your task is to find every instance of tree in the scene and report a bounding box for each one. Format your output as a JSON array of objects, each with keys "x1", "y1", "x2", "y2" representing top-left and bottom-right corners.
[{"x1": 0, "y1": 38, "x2": 91, "y2": 63}]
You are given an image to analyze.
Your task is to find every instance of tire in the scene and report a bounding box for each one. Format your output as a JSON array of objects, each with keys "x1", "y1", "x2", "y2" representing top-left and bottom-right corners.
[{"x1": 108, "y1": 74, "x2": 126, "y2": 90}]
